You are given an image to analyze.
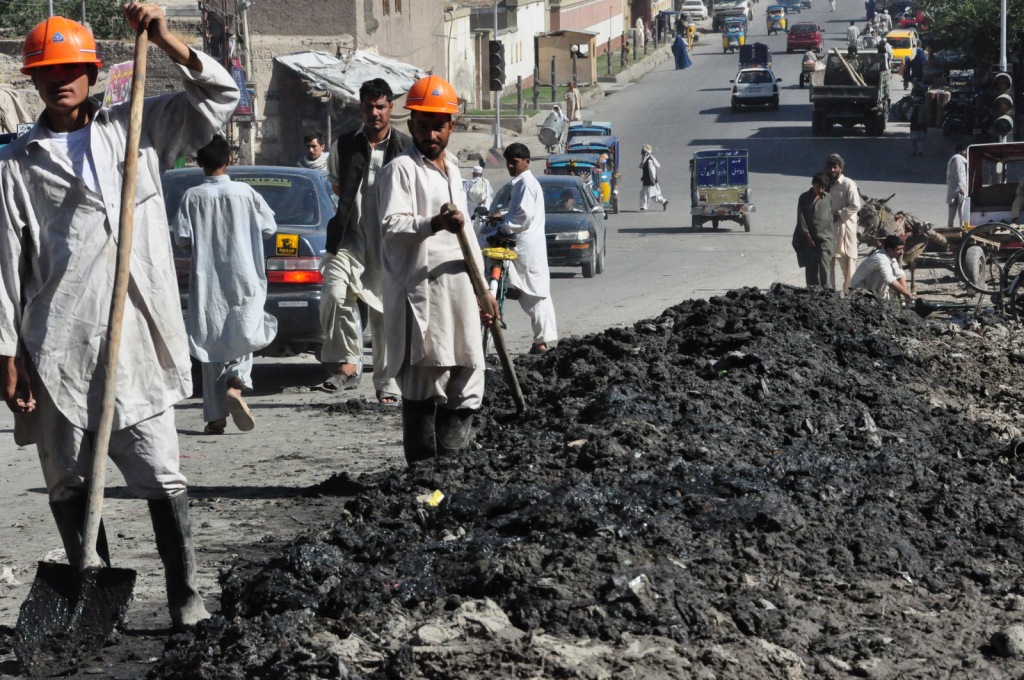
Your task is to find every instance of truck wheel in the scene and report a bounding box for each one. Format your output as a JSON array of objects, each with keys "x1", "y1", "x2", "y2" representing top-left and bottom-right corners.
[
  {"x1": 691, "y1": 216, "x2": 702, "y2": 230},
  {"x1": 743, "y1": 214, "x2": 752, "y2": 232},
  {"x1": 712, "y1": 218, "x2": 720, "y2": 230}
]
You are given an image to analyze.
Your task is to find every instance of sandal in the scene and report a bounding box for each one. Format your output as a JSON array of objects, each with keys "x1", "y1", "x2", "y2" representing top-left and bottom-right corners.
[
  {"x1": 376, "y1": 391, "x2": 401, "y2": 407},
  {"x1": 322, "y1": 371, "x2": 361, "y2": 392}
]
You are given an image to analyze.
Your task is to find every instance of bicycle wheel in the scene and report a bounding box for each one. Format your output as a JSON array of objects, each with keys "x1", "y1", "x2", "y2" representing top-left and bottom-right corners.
[
  {"x1": 955, "y1": 222, "x2": 1024, "y2": 296},
  {"x1": 1000, "y1": 249, "x2": 1024, "y2": 320}
]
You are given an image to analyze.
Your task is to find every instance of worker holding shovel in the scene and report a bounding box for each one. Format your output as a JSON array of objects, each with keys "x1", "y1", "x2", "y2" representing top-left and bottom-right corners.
[{"x1": 0, "y1": 3, "x2": 239, "y2": 632}]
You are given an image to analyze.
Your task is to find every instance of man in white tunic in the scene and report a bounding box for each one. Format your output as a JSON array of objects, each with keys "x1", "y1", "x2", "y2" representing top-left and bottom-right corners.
[
  {"x1": 496, "y1": 143, "x2": 558, "y2": 354},
  {"x1": 378, "y1": 75, "x2": 495, "y2": 466},
  {"x1": 0, "y1": 7, "x2": 238, "y2": 629},
  {"x1": 321, "y1": 79, "x2": 409, "y2": 404},
  {"x1": 945, "y1": 143, "x2": 968, "y2": 228},
  {"x1": 173, "y1": 135, "x2": 277, "y2": 435},
  {"x1": 851, "y1": 235, "x2": 918, "y2": 301},
  {"x1": 826, "y1": 153, "x2": 863, "y2": 292}
]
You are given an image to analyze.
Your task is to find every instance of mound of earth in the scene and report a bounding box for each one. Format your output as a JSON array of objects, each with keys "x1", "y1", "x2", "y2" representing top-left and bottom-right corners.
[{"x1": 150, "y1": 285, "x2": 1024, "y2": 679}]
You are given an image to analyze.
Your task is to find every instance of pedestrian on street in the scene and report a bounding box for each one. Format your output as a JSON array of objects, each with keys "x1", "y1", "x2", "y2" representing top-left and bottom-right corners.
[
  {"x1": 639, "y1": 144, "x2": 669, "y2": 211},
  {"x1": 564, "y1": 81, "x2": 582, "y2": 122},
  {"x1": 321, "y1": 78, "x2": 409, "y2": 405},
  {"x1": 297, "y1": 130, "x2": 329, "y2": 172},
  {"x1": 464, "y1": 164, "x2": 494, "y2": 229},
  {"x1": 793, "y1": 172, "x2": 834, "y2": 287},
  {"x1": 908, "y1": 96, "x2": 927, "y2": 156},
  {"x1": 173, "y1": 135, "x2": 277, "y2": 435},
  {"x1": 495, "y1": 143, "x2": 558, "y2": 355},
  {"x1": 0, "y1": 5, "x2": 239, "y2": 629},
  {"x1": 847, "y1": 21, "x2": 860, "y2": 54},
  {"x1": 672, "y1": 33, "x2": 693, "y2": 69},
  {"x1": 826, "y1": 153, "x2": 863, "y2": 291},
  {"x1": 829, "y1": 0, "x2": 836, "y2": 12},
  {"x1": 945, "y1": 143, "x2": 968, "y2": 228},
  {"x1": 377, "y1": 75, "x2": 496, "y2": 466},
  {"x1": 877, "y1": 9, "x2": 892, "y2": 33},
  {"x1": 851, "y1": 235, "x2": 918, "y2": 300},
  {"x1": 866, "y1": 0, "x2": 875, "y2": 21}
]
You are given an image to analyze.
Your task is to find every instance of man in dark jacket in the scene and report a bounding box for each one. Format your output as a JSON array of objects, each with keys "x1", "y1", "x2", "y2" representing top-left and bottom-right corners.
[
  {"x1": 321, "y1": 79, "x2": 410, "y2": 404},
  {"x1": 793, "y1": 172, "x2": 834, "y2": 288}
]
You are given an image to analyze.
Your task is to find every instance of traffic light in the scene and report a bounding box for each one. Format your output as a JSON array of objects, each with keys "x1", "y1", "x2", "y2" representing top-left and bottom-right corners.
[
  {"x1": 488, "y1": 40, "x2": 505, "y2": 92},
  {"x1": 992, "y1": 71, "x2": 1014, "y2": 138}
]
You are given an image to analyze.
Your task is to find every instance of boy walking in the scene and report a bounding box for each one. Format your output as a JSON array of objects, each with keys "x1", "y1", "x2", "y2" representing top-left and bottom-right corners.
[{"x1": 173, "y1": 135, "x2": 278, "y2": 434}]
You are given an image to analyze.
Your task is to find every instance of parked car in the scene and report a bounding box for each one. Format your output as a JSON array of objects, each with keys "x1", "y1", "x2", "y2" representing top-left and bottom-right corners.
[
  {"x1": 488, "y1": 175, "x2": 607, "y2": 278},
  {"x1": 777, "y1": 0, "x2": 802, "y2": 14},
  {"x1": 884, "y1": 28, "x2": 919, "y2": 70},
  {"x1": 896, "y1": 6, "x2": 930, "y2": 30},
  {"x1": 680, "y1": 0, "x2": 708, "y2": 21},
  {"x1": 161, "y1": 166, "x2": 338, "y2": 357},
  {"x1": 731, "y1": 67, "x2": 782, "y2": 111},
  {"x1": 786, "y1": 22, "x2": 823, "y2": 53}
]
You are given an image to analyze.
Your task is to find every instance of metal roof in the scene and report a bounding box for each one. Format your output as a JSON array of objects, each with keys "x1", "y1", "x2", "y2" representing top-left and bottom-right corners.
[{"x1": 274, "y1": 51, "x2": 427, "y2": 106}]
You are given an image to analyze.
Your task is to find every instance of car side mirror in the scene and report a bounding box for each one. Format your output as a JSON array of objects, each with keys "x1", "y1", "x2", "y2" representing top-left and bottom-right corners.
[
  {"x1": 776, "y1": 77, "x2": 783, "y2": 81},
  {"x1": 730, "y1": 79, "x2": 736, "y2": 83},
  {"x1": 591, "y1": 204, "x2": 604, "y2": 214}
]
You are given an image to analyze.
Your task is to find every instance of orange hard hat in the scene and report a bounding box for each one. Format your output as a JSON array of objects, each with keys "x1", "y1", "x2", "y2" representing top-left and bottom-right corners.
[
  {"x1": 404, "y1": 75, "x2": 460, "y2": 115},
  {"x1": 22, "y1": 16, "x2": 103, "y2": 75}
]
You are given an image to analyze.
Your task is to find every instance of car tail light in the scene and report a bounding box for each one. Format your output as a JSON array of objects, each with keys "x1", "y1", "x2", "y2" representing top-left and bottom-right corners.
[{"x1": 266, "y1": 256, "x2": 323, "y2": 284}]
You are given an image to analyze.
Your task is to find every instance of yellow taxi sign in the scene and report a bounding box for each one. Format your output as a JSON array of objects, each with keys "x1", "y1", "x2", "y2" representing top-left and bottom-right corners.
[{"x1": 275, "y1": 234, "x2": 299, "y2": 256}]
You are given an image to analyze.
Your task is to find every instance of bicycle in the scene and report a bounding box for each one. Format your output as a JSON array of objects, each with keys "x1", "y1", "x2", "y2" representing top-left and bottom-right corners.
[{"x1": 478, "y1": 218, "x2": 518, "y2": 352}]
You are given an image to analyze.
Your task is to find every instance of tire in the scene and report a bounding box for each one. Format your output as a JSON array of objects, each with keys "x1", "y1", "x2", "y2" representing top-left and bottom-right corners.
[
  {"x1": 771, "y1": 96, "x2": 780, "y2": 111},
  {"x1": 692, "y1": 216, "x2": 703, "y2": 230},
  {"x1": 712, "y1": 218, "x2": 720, "y2": 230},
  {"x1": 612, "y1": 197, "x2": 619, "y2": 214},
  {"x1": 582, "y1": 242, "x2": 597, "y2": 279},
  {"x1": 743, "y1": 213, "x2": 751, "y2": 232},
  {"x1": 732, "y1": 98, "x2": 740, "y2": 112},
  {"x1": 595, "y1": 244, "x2": 606, "y2": 275}
]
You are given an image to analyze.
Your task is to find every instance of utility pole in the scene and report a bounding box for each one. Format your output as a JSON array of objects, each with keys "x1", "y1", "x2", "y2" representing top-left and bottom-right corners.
[{"x1": 493, "y1": 0, "x2": 502, "y2": 150}]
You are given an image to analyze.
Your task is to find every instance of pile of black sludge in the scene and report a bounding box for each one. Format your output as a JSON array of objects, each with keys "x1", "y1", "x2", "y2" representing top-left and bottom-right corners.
[{"x1": 151, "y1": 285, "x2": 1024, "y2": 679}]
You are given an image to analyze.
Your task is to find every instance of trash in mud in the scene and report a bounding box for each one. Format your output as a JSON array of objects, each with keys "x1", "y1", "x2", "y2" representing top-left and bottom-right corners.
[{"x1": 149, "y1": 285, "x2": 1024, "y2": 678}]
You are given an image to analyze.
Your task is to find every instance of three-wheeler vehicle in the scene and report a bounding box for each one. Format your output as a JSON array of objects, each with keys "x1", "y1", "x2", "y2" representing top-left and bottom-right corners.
[
  {"x1": 567, "y1": 136, "x2": 620, "y2": 214},
  {"x1": 566, "y1": 120, "x2": 613, "y2": 144},
  {"x1": 545, "y1": 153, "x2": 603, "y2": 204},
  {"x1": 690, "y1": 149, "x2": 754, "y2": 232},
  {"x1": 722, "y1": 17, "x2": 747, "y2": 53},
  {"x1": 766, "y1": 6, "x2": 787, "y2": 35}
]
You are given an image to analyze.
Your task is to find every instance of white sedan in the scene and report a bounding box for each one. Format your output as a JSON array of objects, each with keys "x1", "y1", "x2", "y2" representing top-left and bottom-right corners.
[
  {"x1": 730, "y1": 67, "x2": 781, "y2": 111},
  {"x1": 680, "y1": 0, "x2": 709, "y2": 21}
]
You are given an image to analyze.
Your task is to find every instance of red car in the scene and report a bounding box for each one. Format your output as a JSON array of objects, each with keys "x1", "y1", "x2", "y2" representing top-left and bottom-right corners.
[
  {"x1": 786, "y1": 23, "x2": 823, "y2": 53},
  {"x1": 897, "y1": 7, "x2": 931, "y2": 31}
]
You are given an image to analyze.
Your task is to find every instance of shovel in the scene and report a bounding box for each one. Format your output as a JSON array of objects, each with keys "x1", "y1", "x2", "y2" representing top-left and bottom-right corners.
[
  {"x1": 450, "y1": 203, "x2": 526, "y2": 414},
  {"x1": 14, "y1": 28, "x2": 149, "y2": 677}
]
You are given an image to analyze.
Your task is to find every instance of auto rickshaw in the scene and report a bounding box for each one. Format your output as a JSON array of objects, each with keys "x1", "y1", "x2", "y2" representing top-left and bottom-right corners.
[
  {"x1": 722, "y1": 17, "x2": 747, "y2": 53},
  {"x1": 567, "y1": 136, "x2": 620, "y2": 214},
  {"x1": 566, "y1": 120, "x2": 613, "y2": 144},
  {"x1": 766, "y1": 5, "x2": 787, "y2": 35},
  {"x1": 690, "y1": 149, "x2": 754, "y2": 232},
  {"x1": 545, "y1": 153, "x2": 602, "y2": 203}
]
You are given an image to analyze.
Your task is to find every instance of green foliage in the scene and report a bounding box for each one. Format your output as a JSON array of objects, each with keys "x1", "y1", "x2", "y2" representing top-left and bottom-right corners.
[
  {"x1": 919, "y1": 0, "x2": 1024, "y2": 68},
  {"x1": 0, "y1": 0, "x2": 131, "y2": 41}
]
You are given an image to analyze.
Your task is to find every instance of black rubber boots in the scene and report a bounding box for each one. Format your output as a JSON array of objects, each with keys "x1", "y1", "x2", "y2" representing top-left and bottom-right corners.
[
  {"x1": 148, "y1": 491, "x2": 211, "y2": 629},
  {"x1": 49, "y1": 496, "x2": 111, "y2": 568},
  {"x1": 401, "y1": 400, "x2": 475, "y2": 465}
]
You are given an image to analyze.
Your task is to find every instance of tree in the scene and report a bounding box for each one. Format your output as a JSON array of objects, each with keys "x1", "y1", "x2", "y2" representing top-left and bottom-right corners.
[
  {"x1": 919, "y1": 0, "x2": 1024, "y2": 68},
  {"x1": 0, "y1": 0, "x2": 131, "y2": 41}
]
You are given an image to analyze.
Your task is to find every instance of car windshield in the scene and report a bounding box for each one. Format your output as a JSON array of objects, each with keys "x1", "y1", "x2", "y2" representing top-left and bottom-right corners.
[
  {"x1": 544, "y1": 186, "x2": 588, "y2": 213},
  {"x1": 737, "y1": 70, "x2": 772, "y2": 84},
  {"x1": 889, "y1": 37, "x2": 911, "y2": 48},
  {"x1": 791, "y1": 23, "x2": 816, "y2": 32},
  {"x1": 163, "y1": 172, "x2": 323, "y2": 226}
]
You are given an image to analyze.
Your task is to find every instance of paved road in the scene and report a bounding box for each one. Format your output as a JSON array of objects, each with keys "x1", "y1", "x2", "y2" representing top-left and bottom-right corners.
[{"x1": 492, "y1": 2, "x2": 953, "y2": 351}]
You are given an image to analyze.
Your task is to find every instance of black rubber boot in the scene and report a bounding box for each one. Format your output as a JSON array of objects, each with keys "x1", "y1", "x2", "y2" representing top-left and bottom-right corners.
[
  {"x1": 402, "y1": 399, "x2": 437, "y2": 465},
  {"x1": 436, "y1": 408, "x2": 475, "y2": 457},
  {"x1": 148, "y1": 491, "x2": 211, "y2": 629},
  {"x1": 49, "y1": 496, "x2": 111, "y2": 568}
]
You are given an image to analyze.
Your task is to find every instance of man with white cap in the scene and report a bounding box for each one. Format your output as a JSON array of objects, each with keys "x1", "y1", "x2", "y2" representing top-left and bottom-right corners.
[
  {"x1": 464, "y1": 164, "x2": 493, "y2": 235},
  {"x1": 639, "y1": 144, "x2": 669, "y2": 211}
]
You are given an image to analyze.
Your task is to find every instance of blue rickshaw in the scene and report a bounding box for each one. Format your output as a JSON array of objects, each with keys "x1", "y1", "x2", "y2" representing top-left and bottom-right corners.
[
  {"x1": 545, "y1": 153, "x2": 602, "y2": 203},
  {"x1": 566, "y1": 136, "x2": 621, "y2": 214},
  {"x1": 566, "y1": 121, "x2": 613, "y2": 144}
]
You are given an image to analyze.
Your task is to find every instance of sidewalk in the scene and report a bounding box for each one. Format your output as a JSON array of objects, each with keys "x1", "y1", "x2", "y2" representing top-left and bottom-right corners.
[{"x1": 451, "y1": 42, "x2": 673, "y2": 169}]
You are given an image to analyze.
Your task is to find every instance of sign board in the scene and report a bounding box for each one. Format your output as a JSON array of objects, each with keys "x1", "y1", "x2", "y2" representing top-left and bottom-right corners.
[{"x1": 103, "y1": 61, "x2": 134, "y2": 108}]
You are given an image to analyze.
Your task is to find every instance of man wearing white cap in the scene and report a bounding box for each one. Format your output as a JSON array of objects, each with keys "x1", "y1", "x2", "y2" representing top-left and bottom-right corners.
[{"x1": 464, "y1": 165, "x2": 493, "y2": 236}]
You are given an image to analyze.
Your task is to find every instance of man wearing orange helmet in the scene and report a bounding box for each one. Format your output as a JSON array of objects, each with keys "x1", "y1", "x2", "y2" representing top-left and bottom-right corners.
[
  {"x1": 0, "y1": 4, "x2": 239, "y2": 629},
  {"x1": 377, "y1": 75, "x2": 495, "y2": 466}
]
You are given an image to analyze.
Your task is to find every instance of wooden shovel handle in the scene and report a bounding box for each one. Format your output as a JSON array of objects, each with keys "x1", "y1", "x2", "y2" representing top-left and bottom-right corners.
[{"x1": 81, "y1": 29, "x2": 148, "y2": 571}]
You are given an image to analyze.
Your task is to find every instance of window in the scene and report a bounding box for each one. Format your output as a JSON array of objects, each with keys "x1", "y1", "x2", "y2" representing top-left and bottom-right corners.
[{"x1": 383, "y1": 0, "x2": 390, "y2": 16}]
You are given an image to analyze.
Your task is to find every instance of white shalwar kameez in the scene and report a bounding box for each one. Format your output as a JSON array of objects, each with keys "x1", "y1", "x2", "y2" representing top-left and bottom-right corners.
[
  {"x1": 173, "y1": 174, "x2": 278, "y2": 423},
  {"x1": 378, "y1": 147, "x2": 487, "y2": 409},
  {"x1": 500, "y1": 169, "x2": 557, "y2": 346},
  {"x1": 829, "y1": 174, "x2": 863, "y2": 291},
  {"x1": 0, "y1": 51, "x2": 239, "y2": 501}
]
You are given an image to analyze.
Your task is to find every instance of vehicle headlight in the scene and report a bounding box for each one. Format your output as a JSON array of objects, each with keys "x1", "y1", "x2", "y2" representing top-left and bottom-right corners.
[{"x1": 554, "y1": 231, "x2": 591, "y2": 241}]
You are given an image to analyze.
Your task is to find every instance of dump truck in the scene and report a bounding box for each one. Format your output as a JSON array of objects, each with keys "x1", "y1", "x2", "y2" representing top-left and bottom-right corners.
[{"x1": 809, "y1": 50, "x2": 891, "y2": 136}]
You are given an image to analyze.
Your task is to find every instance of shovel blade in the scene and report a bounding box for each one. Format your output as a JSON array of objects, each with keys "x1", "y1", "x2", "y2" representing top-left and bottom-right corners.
[{"x1": 14, "y1": 561, "x2": 136, "y2": 677}]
